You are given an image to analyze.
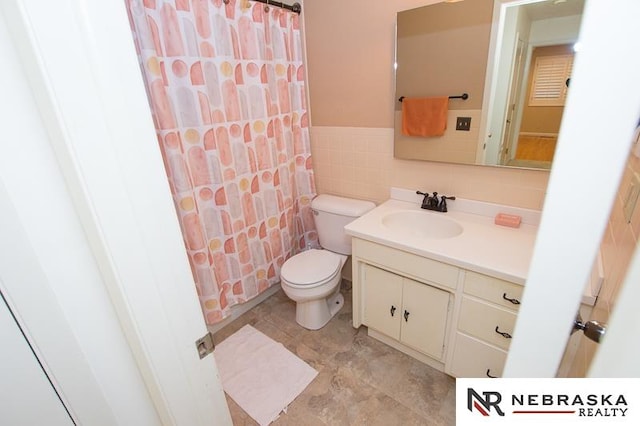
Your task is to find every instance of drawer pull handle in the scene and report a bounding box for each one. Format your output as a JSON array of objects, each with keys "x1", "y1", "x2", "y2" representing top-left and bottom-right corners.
[
  {"x1": 494, "y1": 326, "x2": 512, "y2": 339},
  {"x1": 404, "y1": 310, "x2": 410, "y2": 322},
  {"x1": 502, "y1": 293, "x2": 520, "y2": 305},
  {"x1": 486, "y1": 369, "x2": 497, "y2": 378},
  {"x1": 390, "y1": 305, "x2": 396, "y2": 317}
]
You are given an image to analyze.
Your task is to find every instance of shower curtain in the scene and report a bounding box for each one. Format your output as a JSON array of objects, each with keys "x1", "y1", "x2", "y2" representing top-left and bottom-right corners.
[{"x1": 126, "y1": 0, "x2": 317, "y2": 324}]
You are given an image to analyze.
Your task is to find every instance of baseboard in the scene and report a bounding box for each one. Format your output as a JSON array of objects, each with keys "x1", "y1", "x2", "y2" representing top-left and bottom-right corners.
[{"x1": 207, "y1": 284, "x2": 281, "y2": 334}]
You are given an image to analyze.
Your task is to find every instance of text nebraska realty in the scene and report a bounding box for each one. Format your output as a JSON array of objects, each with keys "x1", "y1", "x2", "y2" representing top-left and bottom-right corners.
[
  {"x1": 470, "y1": 388, "x2": 629, "y2": 417},
  {"x1": 512, "y1": 393, "x2": 628, "y2": 417}
]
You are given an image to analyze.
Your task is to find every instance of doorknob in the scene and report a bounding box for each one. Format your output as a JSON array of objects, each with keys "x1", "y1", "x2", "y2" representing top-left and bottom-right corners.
[{"x1": 572, "y1": 313, "x2": 607, "y2": 344}]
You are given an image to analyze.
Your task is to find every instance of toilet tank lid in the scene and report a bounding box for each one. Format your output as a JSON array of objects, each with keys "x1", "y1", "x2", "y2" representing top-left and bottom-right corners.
[{"x1": 311, "y1": 194, "x2": 376, "y2": 217}]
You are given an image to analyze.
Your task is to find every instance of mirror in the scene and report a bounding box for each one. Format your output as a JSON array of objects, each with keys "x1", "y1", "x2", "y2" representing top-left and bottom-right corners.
[{"x1": 394, "y1": 0, "x2": 585, "y2": 170}]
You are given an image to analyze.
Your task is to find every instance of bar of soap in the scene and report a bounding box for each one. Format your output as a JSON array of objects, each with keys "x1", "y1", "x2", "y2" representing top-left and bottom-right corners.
[{"x1": 495, "y1": 213, "x2": 521, "y2": 228}]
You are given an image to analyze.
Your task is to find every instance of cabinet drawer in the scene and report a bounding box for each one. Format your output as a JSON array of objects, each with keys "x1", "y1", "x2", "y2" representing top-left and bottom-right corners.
[
  {"x1": 353, "y1": 238, "x2": 459, "y2": 290},
  {"x1": 458, "y1": 297, "x2": 517, "y2": 350},
  {"x1": 449, "y1": 333, "x2": 506, "y2": 378},
  {"x1": 464, "y1": 271, "x2": 523, "y2": 311}
]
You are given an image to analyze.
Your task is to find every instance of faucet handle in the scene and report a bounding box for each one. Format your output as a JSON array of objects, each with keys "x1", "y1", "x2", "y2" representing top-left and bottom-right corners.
[
  {"x1": 438, "y1": 195, "x2": 456, "y2": 212},
  {"x1": 416, "y1": 190, "x2": 431, "y2": 209}
]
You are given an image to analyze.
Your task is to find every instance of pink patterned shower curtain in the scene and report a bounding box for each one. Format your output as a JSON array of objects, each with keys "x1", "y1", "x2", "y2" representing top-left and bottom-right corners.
[{"x1": 126, "y1": 0, "x2": 317, "y2": 324}]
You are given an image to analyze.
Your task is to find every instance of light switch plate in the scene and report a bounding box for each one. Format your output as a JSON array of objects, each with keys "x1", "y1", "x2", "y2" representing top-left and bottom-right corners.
[{"x1": 623, "y1": 172, "x2": 640, "y2": 223}]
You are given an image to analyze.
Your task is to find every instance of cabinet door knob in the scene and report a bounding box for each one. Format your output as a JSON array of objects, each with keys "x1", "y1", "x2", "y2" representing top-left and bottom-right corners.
[
  {"x1": 494, "y1": 326, "x2": 512, "y2": 339},
  {"x1": 404, "y1": 310, "x2": 410, "y2": 322},
  {"x1": 390, "y1": 305, "x2": 396, "y2": 317},
  {"x1": 502, "y1": 293, "x2": 520, "y2": 305},
  {"x1": 486, "y1": 369, "x2": 497, "y2": 378}
]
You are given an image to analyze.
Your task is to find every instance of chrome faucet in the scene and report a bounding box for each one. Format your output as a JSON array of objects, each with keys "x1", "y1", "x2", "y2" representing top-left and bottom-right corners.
[{"x1": 416, "y1": 191, "x2": 456, "y2": 213}]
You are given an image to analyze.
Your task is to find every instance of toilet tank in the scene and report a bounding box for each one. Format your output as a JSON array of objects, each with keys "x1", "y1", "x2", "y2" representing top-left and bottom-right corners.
[{"x1": 311, "y1": 194, "x2": 375, "y2": 255}]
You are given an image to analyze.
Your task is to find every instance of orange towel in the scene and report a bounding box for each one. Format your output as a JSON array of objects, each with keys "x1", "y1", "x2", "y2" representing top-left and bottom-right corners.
[{"x1": 401, "y1": 97, "x2": 449, "y2": 137}]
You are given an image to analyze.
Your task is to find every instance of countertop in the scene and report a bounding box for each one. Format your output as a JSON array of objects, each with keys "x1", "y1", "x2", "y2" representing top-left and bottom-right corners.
[
  {"x1": 345, "y1": 197, "x2": 537, "y2": 285},
  {"x1": 345, "y1": 188, "x2": 601, "y2": 305}
]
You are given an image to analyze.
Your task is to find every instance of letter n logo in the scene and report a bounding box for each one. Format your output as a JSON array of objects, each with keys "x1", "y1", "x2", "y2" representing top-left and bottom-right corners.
[{"x1": 467, "y1": 388, "x2": 505, "y2": 416}]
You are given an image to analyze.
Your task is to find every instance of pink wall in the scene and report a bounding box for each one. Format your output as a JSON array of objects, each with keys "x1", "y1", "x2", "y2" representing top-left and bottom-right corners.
[{"x1": 304, "y1": 0, "x2": 437, "y2": 128}]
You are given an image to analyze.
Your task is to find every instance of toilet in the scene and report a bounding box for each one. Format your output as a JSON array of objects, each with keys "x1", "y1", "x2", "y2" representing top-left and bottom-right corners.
[{"x1": 280, "y1": 194, "x2": 375, "y2": 330}]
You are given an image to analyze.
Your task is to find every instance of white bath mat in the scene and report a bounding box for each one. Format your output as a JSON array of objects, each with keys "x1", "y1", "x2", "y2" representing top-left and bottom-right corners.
[{"x1": 214, "y1": 324, "x2": 318, "y2": 425}]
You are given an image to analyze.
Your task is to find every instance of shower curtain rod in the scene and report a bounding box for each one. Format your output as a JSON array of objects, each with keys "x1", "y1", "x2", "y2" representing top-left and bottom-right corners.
[{"x1": 223, "y1": 0, "x2": 302, "y2": 14}]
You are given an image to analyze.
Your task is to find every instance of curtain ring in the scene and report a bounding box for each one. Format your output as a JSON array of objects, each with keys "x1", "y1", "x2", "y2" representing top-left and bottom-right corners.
[
  {"x1": 264, "y1": 0, "x2": 270, "y2": 13},
  {"x1": 223, "y1": 0, "x2": 229, "y2": 4}
]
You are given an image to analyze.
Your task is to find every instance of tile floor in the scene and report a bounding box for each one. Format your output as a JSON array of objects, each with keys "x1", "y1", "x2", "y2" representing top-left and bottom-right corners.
[{"x1": 212, "y1": 282, "x2": 456, "y2": 425}]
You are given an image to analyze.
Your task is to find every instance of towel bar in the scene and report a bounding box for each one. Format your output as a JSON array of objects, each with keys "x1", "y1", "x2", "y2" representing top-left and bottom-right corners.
[{"x1": 399, "y1": 93, "x2": 468, "y2": 102}]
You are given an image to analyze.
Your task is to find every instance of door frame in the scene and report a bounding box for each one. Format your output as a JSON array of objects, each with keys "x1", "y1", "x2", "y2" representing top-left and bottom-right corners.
[
  {"x1": 500, "y1": 33, "x2": 524, "y2": 164},
  {"x1": 1, "y1": 0, "x2": 231, "y2": 423}
]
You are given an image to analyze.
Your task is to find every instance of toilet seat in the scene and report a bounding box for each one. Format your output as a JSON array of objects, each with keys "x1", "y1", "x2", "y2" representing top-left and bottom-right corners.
[{"x1": 281, "y1": 249, "x2": 341, "y2": 289}]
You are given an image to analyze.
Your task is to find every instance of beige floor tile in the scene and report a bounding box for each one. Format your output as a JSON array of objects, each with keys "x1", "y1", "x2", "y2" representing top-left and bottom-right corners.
[{"x1": 214, "y1": 286, "x2": 456, "y2": 425}]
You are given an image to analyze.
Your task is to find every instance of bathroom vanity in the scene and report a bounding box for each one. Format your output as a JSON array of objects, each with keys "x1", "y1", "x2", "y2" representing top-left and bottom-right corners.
[{"x1": 345, "y1": 188, "x2": 600, "y2": 378}]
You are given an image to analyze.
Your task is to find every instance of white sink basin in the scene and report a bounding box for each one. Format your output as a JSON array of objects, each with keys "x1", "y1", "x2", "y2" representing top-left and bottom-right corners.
[{"x1": 381, "y1": 210, "x2": 463, "y2": 239}]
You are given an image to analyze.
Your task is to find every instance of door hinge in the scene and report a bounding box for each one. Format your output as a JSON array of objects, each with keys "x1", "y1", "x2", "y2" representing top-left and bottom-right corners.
[{"x1": 195, "y1": 331, "x2": 215, "y2": 359}]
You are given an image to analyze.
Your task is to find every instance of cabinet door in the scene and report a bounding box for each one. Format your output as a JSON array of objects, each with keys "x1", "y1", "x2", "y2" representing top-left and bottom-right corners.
[
  {"x1": 363, "y1": 264, "x2": 402, "y2": 339},
  {"x1": 401, "y1": 278, "x2": 450, "y2": 360}
]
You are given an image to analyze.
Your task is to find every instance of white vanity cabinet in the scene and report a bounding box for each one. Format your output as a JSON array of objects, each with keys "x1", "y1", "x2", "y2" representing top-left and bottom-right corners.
[
  {"x1": 344, "y1": 192, "x2": 547, "y2": 376},
  {"x1": 351, "y1": 237, "x2": 525, "y2": 376},
  {"x1": 448, "y1": 271, "x2": 523, "y2": 378},
  {"x1": 363, "y1": 264, "x2": 451, "y2": 360}
]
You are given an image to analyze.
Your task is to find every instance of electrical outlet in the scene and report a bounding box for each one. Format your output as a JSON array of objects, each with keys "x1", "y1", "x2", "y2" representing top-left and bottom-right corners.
[{"x1": 456, "y1": 117, "x2": 471, "y2": 131}]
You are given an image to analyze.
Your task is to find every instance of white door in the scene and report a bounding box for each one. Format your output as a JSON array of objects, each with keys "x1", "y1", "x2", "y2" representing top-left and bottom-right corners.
[
  {"x1": 1, "y1": 0, "x2": 231, "y2": 423},
  {"x1": 0, "y1": 289, "x2": 73, "y2": 426},
  {"x1": 1, "y1": 9, "x2": 158, "y2": 424},
  {"x1": 504, "y1": 0, "x2": 640, "y2": 377}
]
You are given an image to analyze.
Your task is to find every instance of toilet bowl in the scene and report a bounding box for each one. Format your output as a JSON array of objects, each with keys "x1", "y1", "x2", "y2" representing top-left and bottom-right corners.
[
  {"x1": 279, "y1": 194, "x2": 375, "y2": 330},
  {"x1": 280, "y1": 249, "x2": 348, "y2": 330}
]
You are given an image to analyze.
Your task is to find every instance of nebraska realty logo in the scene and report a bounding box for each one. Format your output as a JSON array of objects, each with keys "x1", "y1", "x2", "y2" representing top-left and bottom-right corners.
[
  {"x1": 457, "y1": 379, "x2": 639, "y2": 424},
  {"x1": 467, "y1": 387, "x2": 628, "y2": 417}
]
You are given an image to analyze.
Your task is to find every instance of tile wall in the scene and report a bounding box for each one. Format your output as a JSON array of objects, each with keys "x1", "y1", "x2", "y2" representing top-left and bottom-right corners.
[
  {"x1": 569, "y1": 148, "x2": 640, "y2": 376},
  {"x1": 311, "y1": 126, "x2": 550, "y2": 209}
]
